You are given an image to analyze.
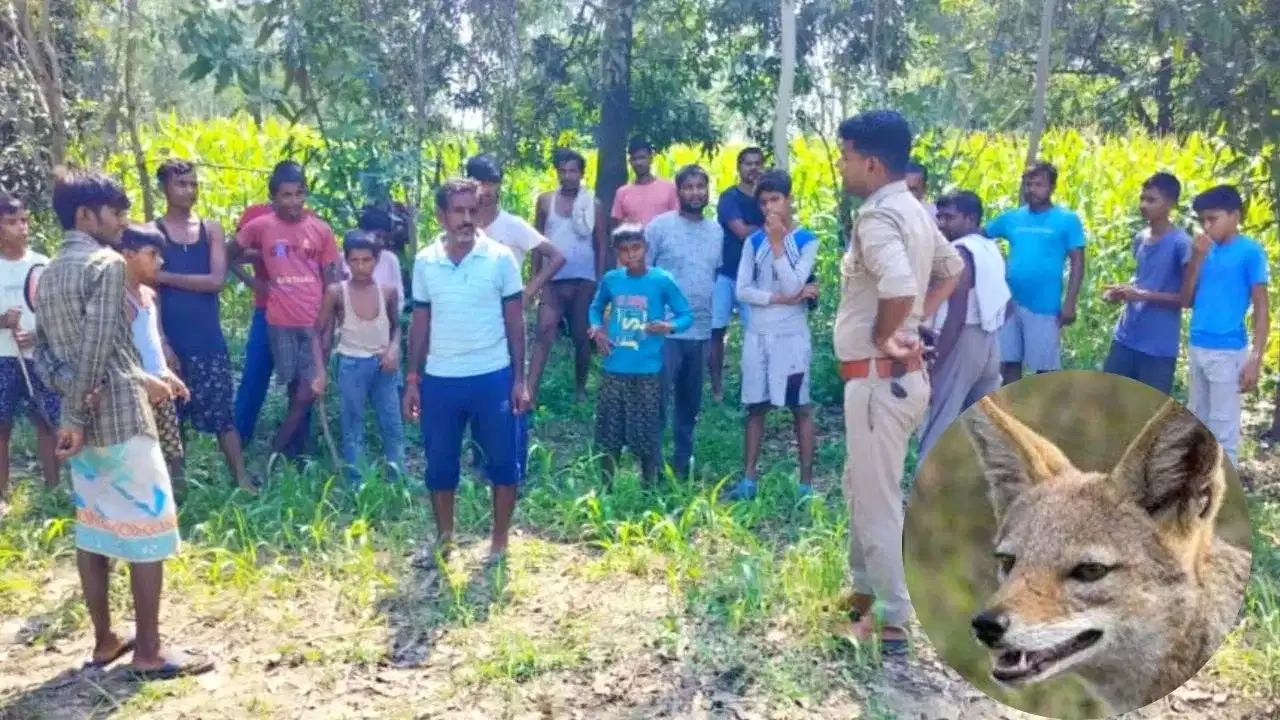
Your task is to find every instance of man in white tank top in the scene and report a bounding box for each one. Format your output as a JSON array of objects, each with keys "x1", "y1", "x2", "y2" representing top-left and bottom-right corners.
[
  {"x1": 309, "y1": 231, "x2": 405, "y2": 485},
  {"x1": 0, "y1": 192, "x2": 61, "y2": 514}
]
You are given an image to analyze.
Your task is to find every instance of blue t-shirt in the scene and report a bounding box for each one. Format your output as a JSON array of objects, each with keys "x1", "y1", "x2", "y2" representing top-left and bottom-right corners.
[
  {"x1": 986, "y1": 205, "x2": 1087, "y2": 316},
  {"x1": 1189, "y1": 234, "x2": 1269, "y2": 351},
  {"x1": 1112, "y1": 227, "x2": 1191, "y2": 359},
  {"x1": 716, "y1": 186, "x2": 764, "y2": 281},
  {"x1": 588, "y1": 267, "x2": 693, "y2": 375}
]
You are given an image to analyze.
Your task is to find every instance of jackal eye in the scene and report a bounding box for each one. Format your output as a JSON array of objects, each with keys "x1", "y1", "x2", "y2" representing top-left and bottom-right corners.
[
  {"x1": 1068, "y1": 562, "x2": 1112, "y2": 582},
  {"x1": 995, "y1": 554, "x2": 1015, "y2": 575}
]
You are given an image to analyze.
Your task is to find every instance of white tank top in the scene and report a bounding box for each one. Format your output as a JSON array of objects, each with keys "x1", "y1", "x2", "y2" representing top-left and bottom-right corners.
[
  {"x1": 335, "y1": 281, "x2": 391, "y2": 358},
  {"x1": 126, "y1": 290, "x2": 167, "y2": 375},
  {"x1": 545, "y1": 200, "x2": 597, "y2": 282},
  {"x1": 0, "y1": 250, "x2": 48, "y2": 359}
]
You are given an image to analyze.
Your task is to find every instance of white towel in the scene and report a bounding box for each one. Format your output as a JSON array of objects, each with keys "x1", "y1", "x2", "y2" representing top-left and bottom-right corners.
[
  {"x1": 571, "y1": 188, "x2": 596, "y2": 237},
  {"x1": 933, "y1": 233, "x2": 1011, "y2": 333}
]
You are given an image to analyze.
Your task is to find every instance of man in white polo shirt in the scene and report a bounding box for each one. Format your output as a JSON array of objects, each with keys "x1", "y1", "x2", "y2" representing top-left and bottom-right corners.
[{"x1": 402, "y1": 177, "x2": 532, "y2": 570}]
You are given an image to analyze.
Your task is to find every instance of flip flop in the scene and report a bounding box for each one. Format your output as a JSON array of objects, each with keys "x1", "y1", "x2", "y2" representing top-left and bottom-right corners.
[
  {"x1": 879, "y1": 637, "x2": 910, "y2": 658},
  {"x1": 82, "y1": 636, "x2": 136, "y2": 671},
  {"x1": 127, "y1": 653, "x2": 215, "y2": 681}
]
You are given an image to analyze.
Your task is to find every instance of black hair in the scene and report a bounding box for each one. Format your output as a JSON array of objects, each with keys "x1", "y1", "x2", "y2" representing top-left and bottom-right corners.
[
  {"x1": 754, "y1": 169, "x2": 793, "y2": 200},
  {"x1": 1142, "y1": 172, "x2": 1182, "y2": 203},
  {"x1": 627, "y1": 137, "x2": 654, "y2": 156},
  {"x1": 551, "y1": 147, "x2": 586, "y2": 173},
  {"x1": 156, "y1": 158, "x2": 196, "y2": 187},
  {"x1": 268, "y1": 160, "x2": 306, "y2": 196},
  {"x1": 0, "y1": 191, "x2": 23, "y2": 217},
  {"x1": 358, "y1": 206, "x2": 394, "y2": 233},
  {"x1": 1192, "y1": 184, "x2": 1244, "y2": 214},
  {"x1": 936, "y1": 190, "x2": 984, "y2": 224},
  {"x1": 611, "y1": 223, "x2": 646, "y2": 247},
  {"x1": 737, "y1": 146, "x2": 765, "y2": 165},
  {"x1": 1023, "y1": 162, "x2": 1058, "y2": 188},
  {"x1": 343, "y1": 229, "x2": 381, "y2": 258},
  {"x1": 905, "y1": 160, "x2": 927, "y2": 182},
  {"x1": 434, "y1": 177, "x2": 480, "y2": 211},
  {"x1": 674, "y1": 164, "x2": 710, "y2": 190},
  {"x1": 836, "y1": 110, "x2": 913, "y2": 175},
  {"x1": 51, "y1": 169, "x2": 131, "y2": 230},
  {"x1": 465, "y1": 154, "x2": 504, "y2": 184},
  {"x1": 121, "y1": 224, "x2": 166, "y2": 252}
]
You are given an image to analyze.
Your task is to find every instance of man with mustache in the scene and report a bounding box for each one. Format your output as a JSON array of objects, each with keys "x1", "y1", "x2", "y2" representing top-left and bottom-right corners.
[
  {"x1": 643, "y1": 164, "x2": 724, "y2": 480},
  {"x1": 403, "y1": 178, "x2": 531, "y2": 570},
  {"x1": 711, "y1": 147, "x2": 766, "y2": 402}
]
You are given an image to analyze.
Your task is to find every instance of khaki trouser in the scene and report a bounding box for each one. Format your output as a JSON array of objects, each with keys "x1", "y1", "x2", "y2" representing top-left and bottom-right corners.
[{"x1": 841, "y1": 368, "x2": 930, "y2": 627}]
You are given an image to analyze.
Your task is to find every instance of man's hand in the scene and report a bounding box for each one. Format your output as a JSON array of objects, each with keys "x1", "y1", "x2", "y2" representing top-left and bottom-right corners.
[
  {"x1": 511, "y1": 381, "x2": 532, "y2": 415},
  {"x1": 84, "y1": 388, "x2": 102, "y2": 412},
  {"x1": 644, "y1": 320, "x2": 674, "y2": 335},
  {"x1": 141, "y1": 374, "x2": 173, "y2": 405},
  {"x1": 765, "y1": 212, "x2": 787, "y2": 250},
  {"x1": 55, "y1": 427, "x2": 84, "y2": 460},
  {"x1": 380, "y1": 344, "x2": 400, "y2": 372},
  {"x1": 13, "y1": 329, "x2": 34, "y2": 351},
  {"x1": 1, "y1": 307, "x2": 20, "y2": 330},
  {"x1": 1058, "y1": 302, "x2": 1077, "y2": 328},
  {"x1": 1102, "y1": 285, "x2": 1127, "y2": 303},
  {"x1": 402, "y1": 385, "x2": 421, "y2": 422},
  {"x1": 162, "y1": 370, "x2": 190, "y2": 403},
  {"x1": 1193, "y1": 233, "x2": 1213, "y2": 255},
  {"x1": 1240, "y1": 355, "x2": 1261, "y2": 393},
  {"x1": 875, "y1": 329, "x2": 921, "y2": 360},
  {"x1": 800, "y1": 283, "x2": 819, "y2": 302},
  {"x1": 588, "y1": 326, "x2": 611, "y2": 355},
  {"x1": 312, "y1": 368, "x2": 327, "y2": 397}
]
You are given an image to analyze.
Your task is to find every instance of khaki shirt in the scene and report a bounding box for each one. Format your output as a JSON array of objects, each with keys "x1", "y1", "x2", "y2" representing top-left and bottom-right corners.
[{"x1": 834, "y1": 180, "x2": 964, "y2": 362}]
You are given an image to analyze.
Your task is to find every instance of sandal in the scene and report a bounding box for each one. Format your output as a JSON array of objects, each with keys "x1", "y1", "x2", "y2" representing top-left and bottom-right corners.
[
  {"x1": 83, "y1": 636, "x2": 136, "y2": 671},
  {"x1": 127, "y1": 652, "x2": 215, "y2": 681}
]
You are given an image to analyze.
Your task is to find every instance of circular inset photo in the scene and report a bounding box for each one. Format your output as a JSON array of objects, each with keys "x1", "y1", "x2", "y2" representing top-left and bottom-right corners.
[{"x1": 904, "y1": 370, "x2": 1253, "y2": 719}]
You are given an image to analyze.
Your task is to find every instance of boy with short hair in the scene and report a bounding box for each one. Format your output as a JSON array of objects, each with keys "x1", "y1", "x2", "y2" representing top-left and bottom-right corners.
[
  {"x1": 1180, "y1": 184, "x2": 1269, "y2": 468},
  {"x1": 0, "y1": 191, "x2": 60, "y2": 514},
  {"x1": 310, "y1": 230, "x2": 405, "y2": 485},
  {"x1": 728, "y1": 169, "x2": 820, "y2": 501},
  {"x1": 1101, "y1": 172, "x2": 1191, "y2": 395},
  {"x1": 120, "y1": 226, "x2": 190, "y2": 484},
  {"x1": 588, "y1": 225, "x2": 692, "y2": 484}
]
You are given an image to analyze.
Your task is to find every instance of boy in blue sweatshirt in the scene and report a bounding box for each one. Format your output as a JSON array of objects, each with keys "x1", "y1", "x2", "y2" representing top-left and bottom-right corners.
[{"x1": 588, "y1": 225, "x2": 693, "y2": 483}]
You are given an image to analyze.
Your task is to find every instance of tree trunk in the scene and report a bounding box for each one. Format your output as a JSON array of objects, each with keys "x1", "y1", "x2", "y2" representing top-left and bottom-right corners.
[
  {"x1": 12, "y1": 0, "x2": 69, "y2": 174},
  {"x1": 597, "y1": 0, "x2": 635, "y2": 269},
  {"x1": 123, "y1": 0, "x2": 153, "y2": 218},
  {"x1": 772, "y1": 0, "x2": 796, "y2": 171},
  {"x1": 1025, "y1": 0, "x2": 1057, "y2": 167}
]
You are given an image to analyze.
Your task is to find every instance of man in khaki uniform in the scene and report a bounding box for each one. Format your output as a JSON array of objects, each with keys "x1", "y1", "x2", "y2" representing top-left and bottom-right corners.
[{"x1": 833, "y1": 110, "x2": 963, "y2": 655}]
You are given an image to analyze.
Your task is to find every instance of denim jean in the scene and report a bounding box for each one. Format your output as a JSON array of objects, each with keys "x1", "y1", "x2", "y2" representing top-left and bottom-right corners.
[
  {"x1": 234, "y1": 308, "x2": 310, "y2": 453},
  {"x1": 337, "y1": 354, "x2": 406, "y2": 484}
]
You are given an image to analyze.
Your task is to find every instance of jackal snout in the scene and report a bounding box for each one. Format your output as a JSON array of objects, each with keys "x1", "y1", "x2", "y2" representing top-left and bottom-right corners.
[{"x1": 971, "y1": 608, "x2": 1010, "y2": 647}]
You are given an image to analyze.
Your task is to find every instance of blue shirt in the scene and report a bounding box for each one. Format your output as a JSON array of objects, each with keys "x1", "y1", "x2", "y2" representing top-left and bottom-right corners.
[
  {"x1": 1189, "y1": 234, "x2": 1269, "y2": 351},
  {"x1": 986, "y1": 205, "x2": 1087, "y2": 316},
  {"x1": 411, "y1": 233, "x2": 523, "y2": 378},
  {"x1": 1112, "y1": 227, "x2": 1191, "y2": 359},
  {"x1": 716, "y1": 186, "x2": 764, "y2": 281},
  {"x1": 588, "y1": 267, "x2": 693, "y2": 375}
]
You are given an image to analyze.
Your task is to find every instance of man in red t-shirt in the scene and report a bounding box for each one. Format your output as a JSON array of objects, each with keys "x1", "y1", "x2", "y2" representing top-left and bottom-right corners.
[{"x1": 228, "y1": 163, "x2": 338, "y2": 472}]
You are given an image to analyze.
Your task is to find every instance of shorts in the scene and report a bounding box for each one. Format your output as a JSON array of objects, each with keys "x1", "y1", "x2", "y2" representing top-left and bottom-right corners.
[
  {"x1": 153, "y1": 398, "x2": 184, "y2": 465},
  {"x1": 711, "y1": 274, "x2": 751, "y2": 330},
  {"x1": 0, "y1": 356, "x2": 60, "y2": 427},
  {"x1": 998, "y1": 304, "x2": 1062, "y2": 372},
  {"x1": 175, "y1": 351, "x2": 236, "y2": 434},
  {"x1": 594, "y1": 372, "x2": 662, "y2": 459},
  {"x1": 268, "y1": 326, "x2": 317, "y2": 386},
  {"x1": 741, "y1": 329, "x2": 812, "y2": 407},
  {"x1": 421, "y1": 366, "x2": 522, "y2": 492}
]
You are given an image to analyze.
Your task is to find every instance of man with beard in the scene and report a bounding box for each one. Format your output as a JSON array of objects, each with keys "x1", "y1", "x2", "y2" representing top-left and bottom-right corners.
[
  {"x1": 403, "y1": 178, "x2": 531, "y2": 570},
  {"x1": 611, "y1": 138, "x2": 679, "y2": 230},
  {"x1": 711, "y1": 147, "x2": 765, "y2": 402},
  {"x1": 643, "y1": 164, "x2": 724, "y2": 480},
  {"x1": 985, "y1": 162, "x2": 1087, "y2": 383}
]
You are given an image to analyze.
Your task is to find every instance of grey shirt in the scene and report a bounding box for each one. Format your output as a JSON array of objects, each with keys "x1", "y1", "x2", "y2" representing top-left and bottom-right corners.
[{"x1": 645, "y1": 210, "x2": 724, "y2": 341}]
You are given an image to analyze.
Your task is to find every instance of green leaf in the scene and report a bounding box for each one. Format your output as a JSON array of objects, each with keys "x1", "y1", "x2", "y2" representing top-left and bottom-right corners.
[{"x1": 182, "y1": 56, "x2": 216, "y2": 83}]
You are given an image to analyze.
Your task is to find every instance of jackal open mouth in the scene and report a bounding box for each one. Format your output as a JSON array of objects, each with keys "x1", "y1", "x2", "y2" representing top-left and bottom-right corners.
[{"x1": 991, "y1": 629, "x2": 1103, "y2": 683}]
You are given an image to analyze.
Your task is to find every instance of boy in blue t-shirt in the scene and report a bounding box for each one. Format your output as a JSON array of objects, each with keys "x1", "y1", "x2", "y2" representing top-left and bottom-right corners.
[
  {"x1": 985, "y1": 162, "x2": 1087, "y2": 384},
  {"x1": 588, "y1": 225, "x2": 693, "y2": 484},
  {"x1": 1180, "y1": 184, "x2": 1269, "y2": 468},
  {"x1": 1101, "y1": 172, "x2": 1191, "y2": 395}
]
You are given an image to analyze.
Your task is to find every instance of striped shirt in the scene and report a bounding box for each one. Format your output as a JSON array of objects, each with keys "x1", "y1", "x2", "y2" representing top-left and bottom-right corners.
[
  {"x1": 412, "y1": 232, "x2": 522, "y2": 378},
  {"x1": 33, "y1": 231, "x2": 156, "y2": 445}
]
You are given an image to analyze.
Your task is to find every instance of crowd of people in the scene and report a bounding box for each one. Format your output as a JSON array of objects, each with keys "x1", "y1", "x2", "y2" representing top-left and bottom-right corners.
[{"x1": 0, "y1": 106, "x2": 1270, "y2": 678}]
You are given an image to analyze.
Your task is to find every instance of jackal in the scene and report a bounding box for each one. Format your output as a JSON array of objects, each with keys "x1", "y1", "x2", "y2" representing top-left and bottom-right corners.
[{"x1": 962, "y1": 395, "x2": 1252, "y2": 714}]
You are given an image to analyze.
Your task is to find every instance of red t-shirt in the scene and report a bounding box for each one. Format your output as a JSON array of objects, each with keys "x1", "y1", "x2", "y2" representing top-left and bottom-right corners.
[
  {"x1": 238, "y1": 212, "x2": 338, "y2": 328},
  {"x1": 610, "y1": 179, "x2": 679, "y2": 228},
  {"x1": 236, "y1": 204, "x2": 320, "y2": 310}
]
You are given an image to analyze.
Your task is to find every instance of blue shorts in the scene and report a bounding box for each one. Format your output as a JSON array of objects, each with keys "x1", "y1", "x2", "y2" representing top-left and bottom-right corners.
[
  {"x1": 421, "y1": 366, "x2": 523, "y2": 492},
  {"x1": 711, "y1": 274, "x2": 751, "y2": 331}
]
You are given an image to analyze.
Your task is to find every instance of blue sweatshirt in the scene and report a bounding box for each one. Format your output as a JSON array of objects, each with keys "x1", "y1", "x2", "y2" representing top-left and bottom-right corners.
[{"x1": 589, "y1": 267, "x2": 693, "y2": 375}]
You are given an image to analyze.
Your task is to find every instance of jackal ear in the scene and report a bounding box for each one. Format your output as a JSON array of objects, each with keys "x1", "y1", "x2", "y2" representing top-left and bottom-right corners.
[
  {"x1": 963, "y1": 396, "x2": 1075, "y2": 522},
  {"x1": 1110, "y1": 398, "x2": 1225, "y2": 533}
]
